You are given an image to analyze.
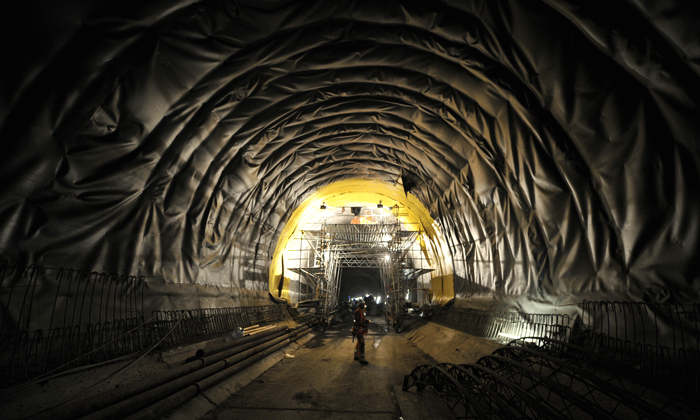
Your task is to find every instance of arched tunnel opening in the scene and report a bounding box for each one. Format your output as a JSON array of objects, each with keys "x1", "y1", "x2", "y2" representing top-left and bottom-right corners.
[
  {"x1": 340, "y1": 268, "x2": 382, "y2": 301},
  {"x1": 1, "y1": 0, "x2": 700, "y2": 419}
]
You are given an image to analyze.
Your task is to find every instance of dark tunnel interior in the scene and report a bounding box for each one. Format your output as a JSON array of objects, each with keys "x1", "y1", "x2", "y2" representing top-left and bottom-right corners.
[
  {"x1": 340, "y1": 268, "x2": 382, "y2": 300},
  {"x1": 1, "y1": 0, "x2": 700, "y2": 418}
]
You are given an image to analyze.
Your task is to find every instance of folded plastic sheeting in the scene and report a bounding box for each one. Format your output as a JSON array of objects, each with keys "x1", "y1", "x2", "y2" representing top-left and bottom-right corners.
[{"x1": 0, "y1": 0, "x2": 699, "y2": 327}]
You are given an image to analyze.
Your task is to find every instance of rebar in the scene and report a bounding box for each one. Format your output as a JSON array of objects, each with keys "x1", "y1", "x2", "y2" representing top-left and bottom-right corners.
[
  {"x1": 0, "y1": 261, "x2": 295, "y2": 387},
  {"x1": 404, "y1": 340, "x2": 700, "y2": 420},
  {"x1": 581, "y1": 300, "x2": 700, "y2": 396},
  {"x1": 432, "y1": 307, "x2": 572, "y2": 344}
]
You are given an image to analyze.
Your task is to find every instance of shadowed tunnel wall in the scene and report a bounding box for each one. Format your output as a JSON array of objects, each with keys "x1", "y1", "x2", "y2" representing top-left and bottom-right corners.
[{"x1": 1, "y1": 0, "x2": 700, "y2": 336}]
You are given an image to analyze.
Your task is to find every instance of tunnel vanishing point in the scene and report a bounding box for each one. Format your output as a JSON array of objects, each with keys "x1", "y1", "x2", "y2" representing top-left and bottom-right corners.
[{"x1": 1, "y1": 0, "x2": 700, "y2": 418}]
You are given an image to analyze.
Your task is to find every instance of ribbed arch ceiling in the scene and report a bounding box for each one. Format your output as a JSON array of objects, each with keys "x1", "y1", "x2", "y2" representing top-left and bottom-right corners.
[{"x1": 1, "y1": 0, "x2": 699, "y2": 309}]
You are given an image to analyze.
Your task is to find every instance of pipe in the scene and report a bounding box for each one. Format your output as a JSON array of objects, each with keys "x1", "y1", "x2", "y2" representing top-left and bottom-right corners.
[
  {"x1": 123, "y1": 325, "x2": 313, "y2": 420},
  {"x1": 198, "y1": 325, "x2": 288, "y2": 357},
  {"x1": 79, "y1": 323, "x2": 312, "y2": 420},
  {"x1": 26, "y1": 322, "x2": 310, "y2": 420}
]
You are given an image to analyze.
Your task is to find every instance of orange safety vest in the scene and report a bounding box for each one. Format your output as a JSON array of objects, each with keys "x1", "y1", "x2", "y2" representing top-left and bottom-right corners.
[{"x1": 352, "y1": 308, "x2": 368, "y2": 336}]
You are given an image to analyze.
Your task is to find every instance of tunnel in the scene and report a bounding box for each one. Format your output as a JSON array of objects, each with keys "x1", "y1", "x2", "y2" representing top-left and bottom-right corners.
[{"x1": 1, "y1": 0, "x2": 699, "y2": 419}]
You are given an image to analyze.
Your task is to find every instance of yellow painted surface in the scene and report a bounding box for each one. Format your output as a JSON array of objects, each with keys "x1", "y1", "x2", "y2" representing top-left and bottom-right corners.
[
  {"x1": 272, "y1": 274, "x2": 292, "y2": 300},
  {"x1": 430, "y1": 273, "x2": 455, "y2": 304},
  {"x1": 269, "y1": 179, "x2": 453, "y2": 303}
]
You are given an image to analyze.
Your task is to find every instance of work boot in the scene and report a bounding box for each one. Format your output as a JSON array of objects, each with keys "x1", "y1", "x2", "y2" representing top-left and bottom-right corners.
[{"x1": 359, "y1": 357, "x2": 369, "y2": 365}]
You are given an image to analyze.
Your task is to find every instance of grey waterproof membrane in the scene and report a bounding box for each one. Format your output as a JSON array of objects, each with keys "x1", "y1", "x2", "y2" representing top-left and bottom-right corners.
[{"x1": 1, "y1": 0, "x2": 699, "y2": 325}]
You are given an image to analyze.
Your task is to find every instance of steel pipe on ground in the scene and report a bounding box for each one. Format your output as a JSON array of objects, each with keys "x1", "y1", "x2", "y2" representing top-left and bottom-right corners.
[
  {"x1": 123, "y1": 325, "x2": 313, "y2": 420},
  {"x1": 78, "y1": 324, "x2": 312, "y2": 420},
  {"x1": 25, "y1": 321, "x2": 312, "y2": 420}
]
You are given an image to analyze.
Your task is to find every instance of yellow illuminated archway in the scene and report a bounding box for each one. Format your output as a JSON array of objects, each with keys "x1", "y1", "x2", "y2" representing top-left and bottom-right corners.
[{"x1": 269, "y1": 179, "x2": 454, "y2": 304}]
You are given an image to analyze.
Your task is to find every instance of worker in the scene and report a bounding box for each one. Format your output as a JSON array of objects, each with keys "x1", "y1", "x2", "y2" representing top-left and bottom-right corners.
[{"x1": 352, "y1": 300, "x2": 369, "y2": 364}]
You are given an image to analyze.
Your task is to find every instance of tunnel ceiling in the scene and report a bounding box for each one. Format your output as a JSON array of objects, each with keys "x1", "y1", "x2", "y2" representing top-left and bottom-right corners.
[{"x1": 1, "y1": 0, "x2": 699, "y2": 307}]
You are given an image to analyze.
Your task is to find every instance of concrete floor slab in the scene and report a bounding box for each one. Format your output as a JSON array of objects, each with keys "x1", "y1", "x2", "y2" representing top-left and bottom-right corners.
[
  {"x1": 198, "y1": 316, "x2": 458, "y2": 420},
  {"x1": 202, "y1": 408, "x2": 394, "y2": 420},
  {"x1": 394, "y1": 385, "x2": 457, "y2": 420},
  {"x1": 1, "y1": 317, "x2": 504, "y2": 420}
]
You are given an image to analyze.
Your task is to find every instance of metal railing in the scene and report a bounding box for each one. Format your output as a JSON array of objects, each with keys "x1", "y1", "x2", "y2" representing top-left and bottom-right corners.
[
  {"x1": 0, "y1": 261, "x2": 149, "y2": 385},
  {"x1": 0, "y1": 261, "x2": 292, "y2": 387},
  {"x1": 429, "y1": 300, "x2": 700, "y2": 398},
  {"x1": 432, "y1": 306, "x2": 573, "y2": 344},
  {"x1": 151, "y1": 305, "x2": 290, "y2": 349}
]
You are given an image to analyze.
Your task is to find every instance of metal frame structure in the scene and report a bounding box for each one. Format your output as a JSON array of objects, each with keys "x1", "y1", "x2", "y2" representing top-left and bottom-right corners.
[
  {"x1": 403, "y1": 300, "x2": 700, "y2": 420},
  {"x1": 580, "y1": 300, "x2": 700, "y2": 396},
  {"x1": 289, "y1": 206, "x2": 429, "y2": 328},
  {"x1": 431, "y1": 306, "x2": 574, "y2": 344},
  {"x1": 0, "y1": 260, "x2": 300, "y2": 387},
  {"x1": 403, "y1": 335, "x2": 700, "y2": 420}
]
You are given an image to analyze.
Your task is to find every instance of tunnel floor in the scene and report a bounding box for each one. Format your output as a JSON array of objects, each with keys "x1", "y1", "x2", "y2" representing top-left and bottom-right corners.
[{"x1": 198, "y1": 316, "x2": 455, "y2": 420}]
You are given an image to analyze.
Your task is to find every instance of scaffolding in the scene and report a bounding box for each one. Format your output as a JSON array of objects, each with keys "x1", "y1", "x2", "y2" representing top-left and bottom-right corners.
[{"x1": 289, "y1": 206, "x2": 431, "y2": 329}]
